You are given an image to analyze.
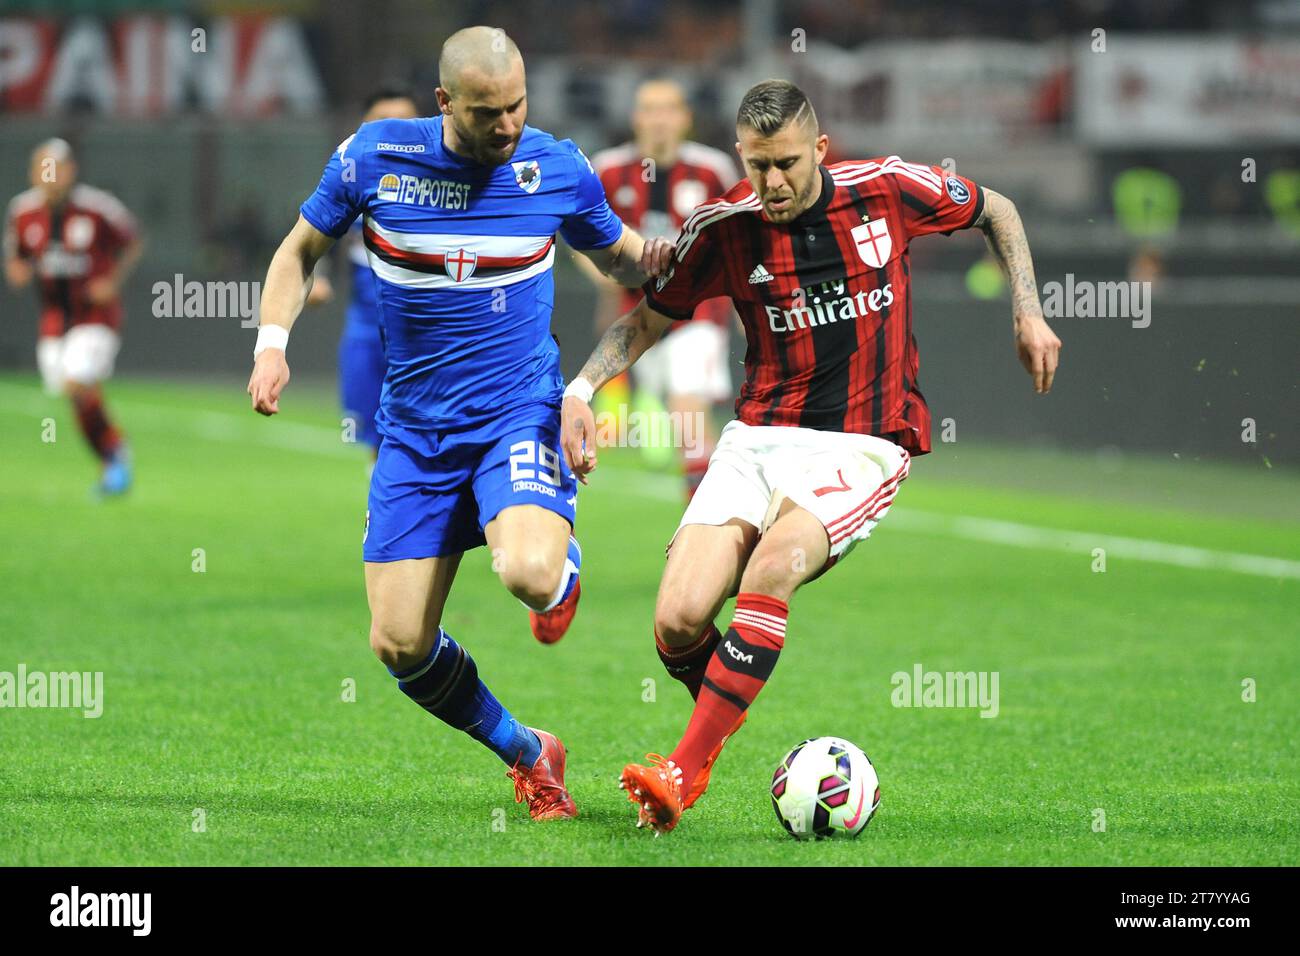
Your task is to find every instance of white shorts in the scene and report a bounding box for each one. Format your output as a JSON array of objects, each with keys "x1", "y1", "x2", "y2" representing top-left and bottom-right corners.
[
  {"x1": 675, "y1": 420, "x2": 911, "y2": 564},
  {"x1": 37, "y1": 325, "x2": 120, "y2": 394},
  {"x1": 633, "y1": 321, "x2": 731, "y2": 403}
]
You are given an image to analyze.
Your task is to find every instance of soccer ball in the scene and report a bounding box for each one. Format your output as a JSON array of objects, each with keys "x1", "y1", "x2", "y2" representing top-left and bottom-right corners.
[{"x1": 771, "y1": 736, "x2": 880, "y2": 840}]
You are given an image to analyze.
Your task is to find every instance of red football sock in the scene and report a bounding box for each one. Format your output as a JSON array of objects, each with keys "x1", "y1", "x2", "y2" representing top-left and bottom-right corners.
[
  {"x1": 72, "y1": 392, "x2": 122, "y2": 462},
  {"x1": 669, "y1": 593, "x2": 787, "y2": 787},
  {"x1": 656, "y1": 623, "x2": 721, "y2": 700}
]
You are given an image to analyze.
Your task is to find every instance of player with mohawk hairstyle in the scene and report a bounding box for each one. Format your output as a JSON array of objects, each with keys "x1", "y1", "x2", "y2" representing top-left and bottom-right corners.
[{"x1": 561, "y1": 79, "x2": 1062, "y2": 833}]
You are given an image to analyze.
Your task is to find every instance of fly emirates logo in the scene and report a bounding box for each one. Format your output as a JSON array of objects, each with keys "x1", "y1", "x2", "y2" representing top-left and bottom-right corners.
[{"x1": 764, "y1": 280, "x2": 894, "y2": 333}]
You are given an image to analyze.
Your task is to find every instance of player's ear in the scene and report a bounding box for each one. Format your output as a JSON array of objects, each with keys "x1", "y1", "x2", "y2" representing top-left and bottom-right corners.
[
  {"x1": 814, "y1": 133, "x2": 829, "y2": 164},
  {"x1": 434, "y1": 87, "x2": 453, "y2": 115}
]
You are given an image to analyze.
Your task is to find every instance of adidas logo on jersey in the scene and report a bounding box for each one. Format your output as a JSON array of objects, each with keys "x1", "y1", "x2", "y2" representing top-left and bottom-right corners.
[{"x1": 748, "y1": 264, "x2": 775, "y2": 284}]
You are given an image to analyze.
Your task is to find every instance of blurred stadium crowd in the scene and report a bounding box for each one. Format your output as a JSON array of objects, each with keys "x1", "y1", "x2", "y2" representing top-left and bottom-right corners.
[{"x1": 1, "y1": 0, "x2": 1295, "y2": 463}]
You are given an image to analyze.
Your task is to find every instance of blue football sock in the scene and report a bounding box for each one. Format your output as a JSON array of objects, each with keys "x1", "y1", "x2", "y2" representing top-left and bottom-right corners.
[{"x1": 389, "y1": 628, "x2": 542, "y2": 768}]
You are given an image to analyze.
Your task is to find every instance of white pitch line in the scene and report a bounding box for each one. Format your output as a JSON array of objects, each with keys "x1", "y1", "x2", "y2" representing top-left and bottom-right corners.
[
  {"x1": 889, "y1": 510, "x2": 1300, "y2": 581},
  {"x1": 2, "y1": 382, "x2": 1296, "y2": 580},
  {"x1": 606, "y1": 466, "x2": 1300, "y2": 582}
]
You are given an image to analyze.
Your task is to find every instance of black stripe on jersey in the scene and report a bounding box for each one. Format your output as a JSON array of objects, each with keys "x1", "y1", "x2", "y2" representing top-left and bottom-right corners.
[
  {"x1": 49, "y1": 205, "x2": 75, "y2": 327},
  {"x1": 900, "y1": 189, "x2": 939, "y2": 223},
  {"x1": 648, "y1": 163, "x2": 671, "y2": 214},
  {"x1": 792, "y1": 205, "x2": 855, "y2": 430},
  {"x1": 844, "y1": 187, "x2": 892, "y2": 432},
  {"x1": 741, "y1": 216, "x2": 787, "y2": 425}
]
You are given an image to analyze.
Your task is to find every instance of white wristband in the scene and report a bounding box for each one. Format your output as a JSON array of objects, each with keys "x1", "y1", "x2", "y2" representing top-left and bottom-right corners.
[
  {"x1": 563, "y1": 377, "x2": 595, "y2": 404},
  {"x1": 253, "y1": 324, "x2": 290, "y2": 358}
]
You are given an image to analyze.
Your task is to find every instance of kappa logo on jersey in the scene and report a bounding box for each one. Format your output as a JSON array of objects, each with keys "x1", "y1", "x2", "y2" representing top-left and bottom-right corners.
[
  {"x1": 445, "y1": 248, "x2": 478, "y2": 283},
  {"x1": 748, "y1": 263, "x2": 775, "y2": 284},
  {"x1": 851, "y1": 217, "x2": 893, "y2": 269},
  {"x1": 377, "y1": 142, "x2": 426, "y2": 153},
  {"x1": 945, "y1": 176, "x2": 971, "y2": 204},
  {"x1": 512, "y1": 160, "x2": 542, "y2": 193}
]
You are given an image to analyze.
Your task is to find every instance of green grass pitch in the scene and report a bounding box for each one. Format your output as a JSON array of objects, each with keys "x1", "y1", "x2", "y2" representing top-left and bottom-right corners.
[{"x1": 0, "y1": 373, "x2": 1296, "y2": 866}]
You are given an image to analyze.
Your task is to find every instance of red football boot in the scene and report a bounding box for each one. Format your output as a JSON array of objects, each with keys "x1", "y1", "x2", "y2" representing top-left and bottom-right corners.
[
  {"x1": 619, "y1": 754, "x2": 683, "y2": 835},
  {"x1": 506, "y1": 729, "x2": 578, "y2": 820},
  {"x1": 530, "y1": 578, "x2": 581, "y2": 645}
]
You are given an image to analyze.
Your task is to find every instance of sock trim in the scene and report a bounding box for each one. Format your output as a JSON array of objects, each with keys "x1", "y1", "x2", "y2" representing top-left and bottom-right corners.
[
  {"x1": 700, "y1": 675, "x2": 750, "y2": 712},
  {"x1": 655, "y1": 624, "x2": 718, "y2": 661}
]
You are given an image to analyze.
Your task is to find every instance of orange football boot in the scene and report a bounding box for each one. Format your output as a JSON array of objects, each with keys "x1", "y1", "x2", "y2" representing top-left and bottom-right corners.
[
  {"x1": 506, "y1": 729, "x2": 578, "y2": 820},
  {"x1": 619, "y1": 754, "x2": 683, "y2": 834}
]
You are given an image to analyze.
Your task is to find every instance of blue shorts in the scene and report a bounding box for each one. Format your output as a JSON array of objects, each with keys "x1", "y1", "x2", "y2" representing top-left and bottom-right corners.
[
  {"x1": 339, "y1": 317, "x2": 384, "y2": 450},
  {"x1": 363, "y1": 402, "x2": 578, "y2": 562}
]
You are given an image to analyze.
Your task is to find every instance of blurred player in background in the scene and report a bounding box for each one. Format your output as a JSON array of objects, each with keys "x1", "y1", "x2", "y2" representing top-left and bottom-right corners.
[
  {"x1": 305, "y1": 88, "x2": 421, "y2": 460},
  {"x1": 247, "y1": 27, "x2": 671, "y2": 821},
  {"x1": 583, "y1": 79, "x2": 739, "y2": 499},
  {"x1": 4, "y1": 138, "x2": 143, "y2": 497},
  {"x1": 561, "y1": 80, "x2": 1062, "y2": 833}
]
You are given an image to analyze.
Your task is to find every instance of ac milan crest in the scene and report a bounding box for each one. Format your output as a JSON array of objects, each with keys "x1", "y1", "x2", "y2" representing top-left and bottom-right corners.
[{"x1": 851, "y1": 217, "x2": 892, "y2": 269}]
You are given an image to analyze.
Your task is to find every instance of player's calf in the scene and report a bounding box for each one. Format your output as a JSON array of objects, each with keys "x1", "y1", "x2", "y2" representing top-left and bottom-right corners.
[{"x1": 654, "y1": 617, "x2": 721, "y2": 701}]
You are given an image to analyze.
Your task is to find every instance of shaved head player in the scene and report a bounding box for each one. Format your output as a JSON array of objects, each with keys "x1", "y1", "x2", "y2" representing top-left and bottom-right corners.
[
  {"x1": 560, "y1": 80, "x2": 1062, "y2": 833},
  {"x1": 247, "y1": 27, "x2": 672, "y2": 821}
]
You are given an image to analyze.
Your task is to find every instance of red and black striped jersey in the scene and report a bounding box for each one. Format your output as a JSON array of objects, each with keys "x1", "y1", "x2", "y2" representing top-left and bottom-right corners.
[
  {"x1": 4, "y1": 184, "x2": 138, "y2": 336},
  {"x1": 592, "y1": 140, "x2": 738, "y2": 328},
  {"x1": 643, "y1": 157, "x2": 984, "y2": 454}
]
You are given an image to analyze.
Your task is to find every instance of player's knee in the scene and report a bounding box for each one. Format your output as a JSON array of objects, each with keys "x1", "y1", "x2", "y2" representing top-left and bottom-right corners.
[
  {"x1": 654, "y1": 599, "x2": 711, "y2": 648},
  {"x1": 740, "y1": 549, "x2": 802, "y2": 600},
  {"x1": 498, "y1": 550, "x2": 562, "y2": 611},
  {"x1": 368, "y1": 619, "x2": 424, "y2": 670}
]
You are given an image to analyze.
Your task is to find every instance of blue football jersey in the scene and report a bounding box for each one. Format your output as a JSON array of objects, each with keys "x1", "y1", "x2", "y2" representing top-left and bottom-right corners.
[
  {"x1": 342, "y1": 219, "x2": 380, "y2": 328},
  {"x1": 300, "y1": 115, "x2": 623, "y2": 449}
]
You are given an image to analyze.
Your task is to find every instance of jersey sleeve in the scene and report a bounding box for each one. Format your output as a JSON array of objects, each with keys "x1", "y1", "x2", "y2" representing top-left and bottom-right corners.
[
  {"x1": 559, "y1": 141, "x2": 624, "y2": 251},
  {"x1": 891, "y1": 158, "x2": 984, "y2": 239},
  {"x1": 642, "y1": 214, "x2": 728, "y2": 321},
  {"x1": 299, "y1": 132, "x2": 365, "y2": 239},
  {"x1": 96, "y1": 192, "x2": 138, "y2": 249}
]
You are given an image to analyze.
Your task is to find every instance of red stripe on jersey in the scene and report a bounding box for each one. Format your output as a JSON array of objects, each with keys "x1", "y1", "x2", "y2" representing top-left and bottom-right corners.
[{"x1": 362, "y1": 226, "x2": 553, "y2": 272}]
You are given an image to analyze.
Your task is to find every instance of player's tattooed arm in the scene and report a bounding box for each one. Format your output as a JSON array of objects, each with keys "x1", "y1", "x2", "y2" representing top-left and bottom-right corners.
[
  {"x1": 976, "y1": 188, "x2": 1063, "y2": 394},
  {"x1": 562, "y1": 300, "x2": 673, "y2": 479},
  {"x1": 578, "y1": 224, "x2": 674, "y2": 288},
  {"x1": 577, "y1": 299, "x2": 672, "y2": 391}
]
